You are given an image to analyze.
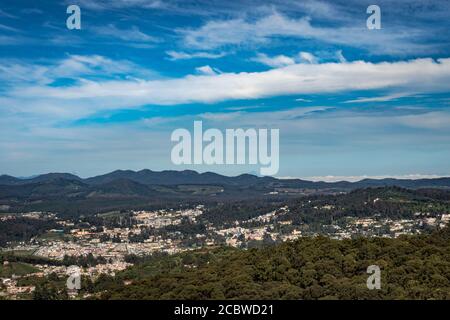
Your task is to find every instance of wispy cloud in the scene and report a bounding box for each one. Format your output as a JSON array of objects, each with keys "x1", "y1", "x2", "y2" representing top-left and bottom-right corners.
[
  {"x1": 253, "y1": 51, "x2": 319, "y2": 68},
  {"x1": 0, "y1": 23, "x2": 20, "y2": 33},
  {"x1": 295, "y1": 98, "x2": 312, "y2": 103},
  {"x1": 195, "y1": 65, "x2": 221, "y2": 75},
  {"x1": 166, "y1": 50, "x2": 226, "y2": 60},
  {"x1": 398, "y1": 111, "x2": 450, "y2": 130},
  {"x1": 21, "y1": 8, "x2": 44, "y2": 15},
  {"x1": 0, "y1": 54, "x2": 157, "y2": 86},
  {"x1": 179, "y1": 11, "x2": 434, "y2": 55},
  {"x1": 8, "y1": 58, "x2": 450, "y2": 116},
  {"x1": 0, "y1": 35, "x2": 25, "y2": 45},
  {"x1": 0, "y1": 8, "x2": 18, "y2": 19},
  {"x1": 93, "y1": 24, "x2": 160, "y2": 43},
  {"x1": 252, "y1": 53, "x2": 296, "y2": 68},
  {"x1": 345, "y1": 93, "x2": 414, "y2": 103},
  {"x1": 67, "y1": 0, "x2": 167, "y2": 10}
]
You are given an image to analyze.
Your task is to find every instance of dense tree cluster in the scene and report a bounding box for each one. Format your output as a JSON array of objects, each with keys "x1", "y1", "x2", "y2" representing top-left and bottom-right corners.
[
  {"x1": 0, "y1": 217, "x2": 60, "y2": 246},
  {"x1": 62, "y1": 254, "x2": 107, "y2": 267},
  {"x1": 89, "y1": 227, "x2": 450, "y2": 300},
  {"x1": 31, "y1": 273, "x2": 68, "y2": 300},
  {"x1": 0, "y1": 253, "x2": 64, "y2": 266}
]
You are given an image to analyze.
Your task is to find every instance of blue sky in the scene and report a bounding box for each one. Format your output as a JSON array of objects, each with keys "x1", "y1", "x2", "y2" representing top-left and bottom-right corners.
[{"x1": 0, "y1": 0, "x2": 450, "y2": 180}]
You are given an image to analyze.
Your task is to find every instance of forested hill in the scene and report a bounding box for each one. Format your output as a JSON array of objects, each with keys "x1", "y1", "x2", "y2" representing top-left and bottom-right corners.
[
  {"x1": 1, "y1": 170, "x2": 450, "y2": 216},
  {"x1": 88, "y1": 227, "x2": 450, "y2": 300},
  {"x1": 1, "y1": 170, "x2": 450, "y2": 189},
  {"x1": 1, "y1": 182, "x2": 450, "y2": 219}
]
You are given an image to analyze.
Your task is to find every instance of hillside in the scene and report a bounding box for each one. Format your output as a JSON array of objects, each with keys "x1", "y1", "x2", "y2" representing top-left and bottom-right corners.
[
  {"x1": 86, "y1": 227, "x2": 450, "y2": 300},
  {"x1": 1, "y1": 170, "x2": 450, "y2": 189},
  {"x1": 1, "y1": 170, "x2": 450, "y2": 216}
]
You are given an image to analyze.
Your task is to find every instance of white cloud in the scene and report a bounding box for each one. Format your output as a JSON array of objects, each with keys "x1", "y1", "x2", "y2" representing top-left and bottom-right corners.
[
  {"x1": 345, "y1": 93, "x2": 413, "y2": 103},
  {"x1": 289, "y1": 0, "x2": 346, "y2": 21},
  {"x1": 195, "y1": 65, "x2": 220, "y2": 75},
  {"x1": 199, "y1": 112, "x2": 242, "y2": 121},
  {"x1": 0, "y1": 62, "x2": 48, "y2": 84},
  {"x1": 70, "y1": 0, "x2": 166, "y2": 10},
  {"x1": 252, "y1": 51, "x2": 320, "y2": 68},
  {"x1": 179, "y1": 11, "x2": 432, "y2": 54},
  {"x1": 0, "y1": 54, "x2": 156, "y2": 85},
  {"x1": 9, "y1": 58, "x2": 450, "y2": 118},
  {"x1": 252, "y1": 53, "x2": 296, "y2": 68},
  {"x1": 398, "y1": 111, "x2": 450, "y2": 130},
  {"x1": 93, "y1": 24, "x2": 159, "y2": 43},
  {"x1": 298, "y1": 52, "x2": 317, "y2": 64},
  {"x1": 166, "y1": 50, "x2": 226, "y2": 60}
]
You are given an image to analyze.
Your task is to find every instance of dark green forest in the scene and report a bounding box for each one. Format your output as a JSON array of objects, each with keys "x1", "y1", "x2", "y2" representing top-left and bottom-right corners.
[
  {"x1": 85, "y1": 226, "x2": 450, "y2": 300},
  {"x1": 0, "y1": 217, "x2": 59, "y2": 247}
]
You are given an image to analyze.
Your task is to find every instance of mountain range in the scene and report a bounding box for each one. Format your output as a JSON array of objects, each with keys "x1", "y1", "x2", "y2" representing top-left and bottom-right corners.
[
  {"x1": 1, "y1": 169, "x2": 449, "y2": 216},
  {"x1": 1, "y1": 169, "x2": 450, "y2": 189}
]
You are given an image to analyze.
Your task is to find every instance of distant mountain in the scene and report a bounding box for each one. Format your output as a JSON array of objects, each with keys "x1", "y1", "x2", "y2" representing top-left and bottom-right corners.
[
  {"x1": 352, "y1": 177, "x2": 450, "y2": 189},
  {"x1": 0, "y1": 175, "x2": 22, "y2": 185},
  {"x1": 85, "y1": 169, "x2": 221, "y2": 186},
  {"x1": 0, "y1": 178, "x2": 87, "y2": 199},
  {"x1": 0, "y1": 173, "x2": 82, "y2": 185},
  {"x1": 84, "y1": 169, "x2": 277, "y2": 187},
  {"x1": 1, "y1": 170, "x2": 449, "y2": 217},
  {"x1": 1, "y1": 170, "x2": 450, "y2": 190},
  {"x1": 26, "y1": 173, "x2": 83, "y2": 184}
]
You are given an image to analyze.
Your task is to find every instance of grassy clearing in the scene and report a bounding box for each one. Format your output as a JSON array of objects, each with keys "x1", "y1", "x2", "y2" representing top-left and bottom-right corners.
[{"x1": 0, "y1": 262, "x2": 39, "y2": 277}]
